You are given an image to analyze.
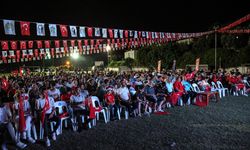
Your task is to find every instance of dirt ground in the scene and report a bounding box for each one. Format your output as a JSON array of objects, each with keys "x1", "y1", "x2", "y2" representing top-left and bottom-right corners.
[{"x1": 8, "y1": 95, "x2": 250, "y2": 150}]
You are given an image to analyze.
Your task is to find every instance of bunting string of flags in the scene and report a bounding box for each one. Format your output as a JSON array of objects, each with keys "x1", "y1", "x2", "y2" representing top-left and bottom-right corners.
[{"x1": 0, "y1": 18, "x2": 214, "y2": 64}]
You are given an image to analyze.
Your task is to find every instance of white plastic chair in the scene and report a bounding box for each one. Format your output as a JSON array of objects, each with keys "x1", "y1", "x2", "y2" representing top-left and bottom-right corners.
[
  {"x1": 106, "y1": 106, "x2": 121, "y2": 121},
  {"x1": 119, "y1": 106, "x2": 129, "y2": 120},
  {"x1": 216, "y1": 81, "x2": 229, "y2": 97},
  {"x1": 39, "y1": 121, "x2": 57, "y2": 140},
  {"x1": 54, "y1": 101, "x2": 70, "y2": 134},
  {"x1": 192, "y1": 83, "x2": 203, "y2": 93},
  {"x1": 91, "y1": 96, "x2": 107, "y2": 126},
  {"x1": 211, "y1": 82, "x2": 223, "y2": 98}
]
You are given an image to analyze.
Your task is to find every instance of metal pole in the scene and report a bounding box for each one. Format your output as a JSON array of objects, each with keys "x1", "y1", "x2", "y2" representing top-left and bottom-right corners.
[{"x1": 215, "y1": 28, "x2": 217, "y2": 71}]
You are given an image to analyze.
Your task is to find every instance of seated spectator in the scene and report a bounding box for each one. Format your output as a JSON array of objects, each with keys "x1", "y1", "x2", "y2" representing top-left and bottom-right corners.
[{"x1": 36, "y1": 88, "x2": 61, "y2": 147}]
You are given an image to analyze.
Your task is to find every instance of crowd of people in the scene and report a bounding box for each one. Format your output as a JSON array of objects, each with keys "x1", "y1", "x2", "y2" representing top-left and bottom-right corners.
[{"x1": 0, "y1": 68, "x2": 249, "y2": 149}]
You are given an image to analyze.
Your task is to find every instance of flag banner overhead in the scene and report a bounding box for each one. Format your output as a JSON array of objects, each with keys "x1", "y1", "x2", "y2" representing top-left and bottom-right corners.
[
  {"x1": 37, "y1": 23, "x2": 45, "y2": 36},
  {"x1": 3, "y1": 20, "x2": 16, "y2": 35},
  {"x1": 49, "y1": 24, "x2": 57, "y2": 37}
]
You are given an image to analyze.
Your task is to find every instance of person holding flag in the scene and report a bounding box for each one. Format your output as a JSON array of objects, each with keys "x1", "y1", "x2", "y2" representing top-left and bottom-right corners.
[
  {"x1": 36, "y1": 88, "x2": 61, "y2": 147},
  {"x1": 13, "y1": 87, "x2": 36, "y2": 144}
]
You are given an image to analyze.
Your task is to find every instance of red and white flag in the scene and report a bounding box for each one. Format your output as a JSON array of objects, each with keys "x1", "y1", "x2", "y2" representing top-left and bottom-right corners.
[
  {"x1": 1, "y1": 41, "x2": 9, "y2": 50},
  {"x1": 28, "y1": 41, "x2": 33, "y2": 49},
  {"x1": 36, "y1": 40, "x2": 43, "y2": 49},
  {"x1": 20, "y1": 21, "x2": 30, "y2": 36},
  {"x1": 108, "y1": 29, "x2": 113, "y2": 38},
  {"x1": 20, "y1": 41, "x2": 27, "y2": 49},
  {"x1": 10, "y1": 41, "x2": 17, "y2": 50},
  {"x1": 45, "y1": 41, "x2": 50, "y2": 48},
  {"x1": 87, "y1": 27, "x2": 93, "y2": 37},
  {"x1": 55, "y1": 40, "x2": 60, "y2": 48},
  {"x1": 60, "y1": 25, "x2": 68, "y2": 37}
]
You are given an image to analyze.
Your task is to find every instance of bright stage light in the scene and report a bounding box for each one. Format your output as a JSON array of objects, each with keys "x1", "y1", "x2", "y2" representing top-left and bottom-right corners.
[{"x1": 71, "y1": 53, "x2": 79, "y2": 59}]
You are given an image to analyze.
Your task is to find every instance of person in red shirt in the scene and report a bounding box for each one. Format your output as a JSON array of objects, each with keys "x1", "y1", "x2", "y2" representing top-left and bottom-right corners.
[
  {"x1": 104, "y1": 87, "x2": 117, "y2": 120},
  {"x1": 173, "y1": 76, "x2": 189, "y2": 105}
]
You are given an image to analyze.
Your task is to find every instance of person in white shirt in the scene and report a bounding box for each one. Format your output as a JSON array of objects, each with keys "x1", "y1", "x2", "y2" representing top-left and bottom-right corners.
[
  {"x1": 48, "y1": 81, "x2": 60, "y2": 101},
  {"x1": 36, "y1": 88, "x2": 61, "y2": 147},
  {"x1": 13, "y1": 87, "x2": 36, "y2": 144},
  {"x1": 0, "y1": 100, "x2": 27, "y2": 149},
  {"x1": 117, "y1": 81, "x2": 132, "y2": 116},
  {"x1": 70, "y1": 87, "x2": 87, "y2": 132}
]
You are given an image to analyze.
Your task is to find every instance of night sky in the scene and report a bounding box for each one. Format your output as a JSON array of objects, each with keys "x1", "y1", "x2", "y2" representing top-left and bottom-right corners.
[{"x1": 0, "y1": 0, "x2": 249, "y2": 33}]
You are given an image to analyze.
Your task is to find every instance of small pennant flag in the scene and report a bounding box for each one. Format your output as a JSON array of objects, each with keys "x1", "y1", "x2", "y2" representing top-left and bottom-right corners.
[
  {"x1": 114, "y1": 29, "x2": 118, "y2": 38},
  {"x1": 119, "y1": 30, "x2": 123, "y2": 38},
  {"x1": 2, "y1": 51, "x2": 8, "y2": 58},
  {"x1": 134, "y1": 31, "x2": 138, "y2": 38},
  {"x1": 102, "y1": 28, "x2": 107, "y2": 38},
  {"x1": 129, "y1": 30, "x2": 133, "y2": 37},
  {"x1": 37, "y1": 23, "x2": 45, "y2": 36},
  {"x1": 20, "y1": 21, "x2": 30, "y2": 36},
  {"x1": 95, "y1": 28, "x2": 101, "y2": 37},
  {"x1": 9, "y1": 51, "x2": 15, "y2": 57},
  {"x1": 10, "y1": 41, "x2": 17, "y2": 50},
  {"x1": 3, "y1": 20, "x2": 16, "y2": 35},
  {"x1": 20, "y1": 41, "x2": 27, "y2": 49},
  {"x1": 79, "y1": 27, "x2": 86, "y2": 37},
  {"x1": 1, "y1": 41, "x2": 9, "y2": 50},
  {"x1": 45, "y1": 41, "x2": 50, "y2": 48},
  {"x1": 36, "y1": 40, "x2": 43, "y2": 49},
  {"x1": 87, "y1": 27, "x2": 93, "y2": 37},
  {"x1": 142, "y1": 31, "x2": 146, "y2": 37},
  {"x1": 55, "y1": 40, "x2": 60, "y2": 48},
  {"x1": 60, "y1": 25, "x2": 68, "y2": 37},
  {"x1": 70, "y1": 26, "x2": 77, "y2": 37},
  {"x1": 108, "y1": 29, "x2": 113, "y2": 38},
  {"x1": 124, "y1": 30, "x2": 128, "y2": 38},
  {"x1": 28, "y1": 41, "x2": 33, "y2": 49},
  {"x1": 49, "y1": 24, "x2": 57, "y2": 37}
]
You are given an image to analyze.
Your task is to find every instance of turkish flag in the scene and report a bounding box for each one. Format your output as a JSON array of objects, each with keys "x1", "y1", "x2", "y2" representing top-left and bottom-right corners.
[
  {"x1": 87, "y1": 27, "x2": 93, "y2": 37},
  {"x1": 138, "y1": 31, "x2": 142, "y2": 38},
  {"x1": 63, "y1": 40, "x2": 68, "y2": 53},
  {"x1": 77, "y1": 40, "x2": 82, "y2": 53},
  {"x1": 84, "y1": 40, "x2": 88, "y2": 46},
  {"x1": 20, "y1": 41, "x2": 26, "y2": 49},
  {"x1": 45, "y1": 41, "x2": 50, "y2": 48},
  {"x1": 71, "y1": 40, "x2": 75, "y2": 47},
  {"x1": 28, "y1": 41, "x2": 33, "y2": 49},
  {"x1": 10, "y1": 41, "x2": 17, "y2": 50},
  {"x1": 16, "y1": 50, "x2": 20, "y2": 62},
  {"x1": 55, "y1": 40, "x2": 60, "y2": 48},
  {"x1": 34, "y1": 49, "x2": 39, "y2": 58},
  {"x1": 108, "y1": 29, "x2": 113, "y2": 38},
  {"x1": 124, "y1": 30, "x2": 128, "y2": 38},
  {"x1": 20, "y1": 21, "x2": 30, "y2": 36},
  {"x1": 51, "y1": 48, "x2": 55, "y2": 58},
  {"x1": 36, "y1": 41, "x2": 43, "y2": 49},
  {"x1": 1, "y1": 41, "x2": 9, "y2": 50},
  {"x1": 60, "y1": 25, "x2": 68, "y2": 37}
]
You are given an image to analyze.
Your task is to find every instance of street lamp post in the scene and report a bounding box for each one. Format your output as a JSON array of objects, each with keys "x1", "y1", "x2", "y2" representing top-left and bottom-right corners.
[
  {"x1": 106, "y1": 45, "x2": 111, "y2": 66},
  {"x1": 214, "y1": 26, "x2": 219, "y2": 72}
]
